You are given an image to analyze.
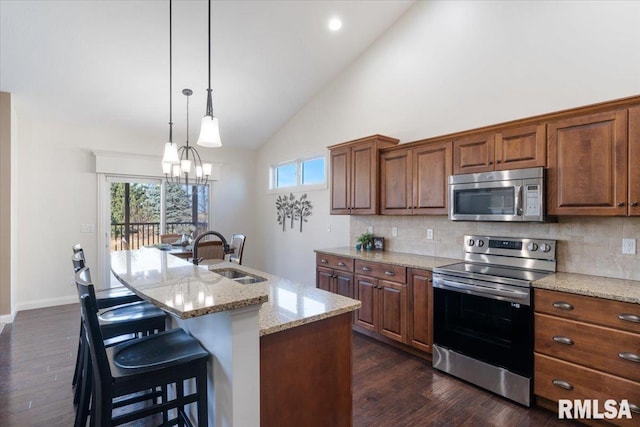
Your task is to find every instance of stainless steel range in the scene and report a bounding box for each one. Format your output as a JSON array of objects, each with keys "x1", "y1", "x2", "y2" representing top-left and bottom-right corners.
[{"x1": 432, "y1": 235, "x2": 557, "y2": 407}]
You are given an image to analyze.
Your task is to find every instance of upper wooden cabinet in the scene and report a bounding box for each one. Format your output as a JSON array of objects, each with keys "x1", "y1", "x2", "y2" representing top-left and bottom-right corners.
[
  {"x1": 629, "y1": 106, "x2": 640, "y2": 216},
  {"x1": 329, "y1": 135, "x2": 399, "y2": 215},
  {"x1": 452, "y1": 125, "x2": 546, "y2": 175},
  {"x1": 547, "y1": 110, "x2": 628, "y2": 216},
  {"x1": 380, "y1": 141, "x2": 452, "y2": 215}
]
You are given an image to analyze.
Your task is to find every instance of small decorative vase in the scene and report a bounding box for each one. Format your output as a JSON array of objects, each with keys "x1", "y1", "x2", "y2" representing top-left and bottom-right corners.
[
  {"x1": 366, "y1": 242, "x2": 372, "y2": 250},
  {"x1": 355, "y1": 243, "x2": 362, "y2": 251}
]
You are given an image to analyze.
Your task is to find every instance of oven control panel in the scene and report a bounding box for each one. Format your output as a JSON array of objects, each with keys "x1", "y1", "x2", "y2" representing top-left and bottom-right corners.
[{"x1": 464, "y1": 235, "x2": 556, "y2": 260}]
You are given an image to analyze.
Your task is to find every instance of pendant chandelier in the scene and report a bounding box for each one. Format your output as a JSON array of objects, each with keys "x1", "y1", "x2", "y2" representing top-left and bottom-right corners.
[
  {"x1": 162, "y1": 0, "x2": 212, "y2": 186},
  {"x1": 196, "y1": 0, "x2": 222, "y2": 147}
]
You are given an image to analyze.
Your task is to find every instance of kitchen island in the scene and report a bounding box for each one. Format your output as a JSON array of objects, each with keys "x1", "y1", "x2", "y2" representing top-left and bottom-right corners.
[{"x1": 110, "y1": 248, "x2": 360, "y2": 427}]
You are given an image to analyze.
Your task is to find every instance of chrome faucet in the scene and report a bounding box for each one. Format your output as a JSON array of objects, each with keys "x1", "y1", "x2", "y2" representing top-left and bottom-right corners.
[{"x1": 191, "y1": 231, "x2": 230, "y2": 265}]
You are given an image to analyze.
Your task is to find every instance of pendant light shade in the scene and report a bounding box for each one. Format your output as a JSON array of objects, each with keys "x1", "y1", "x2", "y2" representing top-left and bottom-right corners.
[
  {"x1": 197, "y1": 115, "x2": 221, "y2": 147},
  {"x1": 162, "y1": 142, "x2": 180, "y2": 164},
  {"x1": 196, "y1": 0, "x2": 222, "y2": 148}
]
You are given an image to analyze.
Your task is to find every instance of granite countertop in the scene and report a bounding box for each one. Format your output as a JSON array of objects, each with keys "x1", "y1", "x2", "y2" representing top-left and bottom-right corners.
[
  {"x1": 315, "y1": 246, "x2": 460, "y2": 271},
  {"x1": 315, "y1": 247, "x2": 640, "y2": 305},
  {"x1": 111, "y1": 248, "x2": 361, "y2": 336},
  {"x1": 532, "y1": 272, "x2": 640, "y2": 305}
]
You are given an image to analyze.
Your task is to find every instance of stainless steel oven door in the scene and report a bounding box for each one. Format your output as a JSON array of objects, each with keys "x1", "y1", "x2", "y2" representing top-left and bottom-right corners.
[{"x1": 432, "y1": 273, "x2": 533, "y2": 377}]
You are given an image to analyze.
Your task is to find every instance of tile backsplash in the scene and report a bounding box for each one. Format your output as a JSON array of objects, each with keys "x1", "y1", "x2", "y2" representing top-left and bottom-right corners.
[{"x1": 350, "y1": 216, "x2": 640, "y2": 281}]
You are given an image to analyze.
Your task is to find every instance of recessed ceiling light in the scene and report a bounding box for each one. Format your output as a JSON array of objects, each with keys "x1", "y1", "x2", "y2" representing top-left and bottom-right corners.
[{"x1": 328, "y1": 17, "x2": 342, "y2": 32}]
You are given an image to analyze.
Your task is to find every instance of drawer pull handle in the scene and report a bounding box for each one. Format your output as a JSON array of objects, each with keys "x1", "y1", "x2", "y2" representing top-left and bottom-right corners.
[
  {"x1": 320, "y1": 259, "x2": 328, "y2": 264},
  {"x1": 384, "y1": 271, "x2": 395, "y2": 276},
  {"x1": 553, "y1": 335, "x2": 574, "y2": 345},
  {"x1": 630, "y1": 403, "x2": 640, "y2": 414},
  {"x1": 362, "y1": 267, "x2": 372, "y2": 272},
  {"x1": 618, "y1": 313, "x2": 640, "y2": 323},
  {"x1": 337, "y1": 262, "x2": 346, "y2": 267},
  {"x1": 618, "y1": 352, "x2": 640, "y2": 363},
  {"x1": 552, "y1": 301, "x2": 574, "y2": 310},
  {"x1": 552, "y1": 379, "x2": 573, "y2": 390}
]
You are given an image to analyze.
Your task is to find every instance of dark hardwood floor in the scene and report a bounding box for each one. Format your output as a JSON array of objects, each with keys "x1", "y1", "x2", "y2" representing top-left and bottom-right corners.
[{"x1": 1, "y1": 304, "x2": 577, "y2": 426}]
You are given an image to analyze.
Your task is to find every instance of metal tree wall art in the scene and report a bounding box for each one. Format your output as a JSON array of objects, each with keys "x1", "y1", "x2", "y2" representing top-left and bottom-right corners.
[{"x1": 275, "y1": 193, "x2": 313, "y2": 232}]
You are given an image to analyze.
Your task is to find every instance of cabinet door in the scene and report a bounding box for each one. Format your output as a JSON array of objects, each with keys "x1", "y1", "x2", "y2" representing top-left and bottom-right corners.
[
  {"x1": 453, "y1": 133, "x2": 495, "y2": 175},
  {"x1": 380, "y1": 148, "x2": 412, "y2": 215},
  {"x1": 351, "y1": 142, "x2": 377, "y2": 214},
  {"x1": 330, "y1": 146, "x2": 351, "y2": 214},
  {"x1": 335, "y1": 272, "x2": 354, "y2": 299},
  {"x1": 316, "y1": 266, "x2": 334, "y2": 293},
  {"x1": 413, "y1": 141, "x2": 452, "y2": 215},
  {"x1": 378, "y1": 280, "x2": 408, "y2": 344},
  {"x1": 354, "y1": 275, "x2": 377, "y2": 332},
  {"x1": 407, "y1": 269, "x2": 432, "y2": 353},
  {"x1": 629, "y1": 106, "x2": 640, "y2": 216},
  {"x1": 547, "y1": 110, "x2": 628, "y2": 215},
  {"x1": 495, "y1": 124, "x2": 546, "y2": 170}
]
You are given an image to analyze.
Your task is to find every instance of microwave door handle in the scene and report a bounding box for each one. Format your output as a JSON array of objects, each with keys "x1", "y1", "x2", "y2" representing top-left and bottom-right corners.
[{"x1": 515, "y1": 185, "x2": 523, "y2": 216}]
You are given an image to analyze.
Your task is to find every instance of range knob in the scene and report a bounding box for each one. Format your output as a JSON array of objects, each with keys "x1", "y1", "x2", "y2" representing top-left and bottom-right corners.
[
  {"x1": 477, "y1": 240, "x2": 485, "y2": 247},
  {"x1": 527, "y1": 242, "x2": 538, "y2": 251},
  {"x1": 467, "y1": 239, "x2": 475, "y2": 247},
  {"x1": 540, "y1": 243, "x2": 551, "y2": 252}
]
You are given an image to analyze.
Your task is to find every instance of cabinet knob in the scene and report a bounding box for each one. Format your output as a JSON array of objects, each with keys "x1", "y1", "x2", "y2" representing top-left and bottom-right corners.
[
  {"x1": 552, "y1": 301, "x2": 574, "y2": 311},
  {"x1": 618, "y1": 313, "x2": 640, "y2": 323},
  {"x1": 384, "y1": 271, "x2": 395, "y2": 276},
  {"x1": 618, "y1": 352, "x2": 640, "y2": 363},
  {"x1": 362, "y1": 266, "x2": 372, "y2": 272},
  {"x1": 630, "y1": 403, "x2": 640, "y2": 414},
  {"x1": 617, "y1": 202, "x2": 625, "y2": 207},
  {"x1": 320, "y1": 259, "x2": 328, "y2": 264},
  {"x1": 552, "y1": 379, "x2": 573, "y2": 390},
  {"x1": 631, "y1": 201, "x2": 639, "y2": 207},
  {"x1": 337, "y1": 262, "x2": 346, "y2": 267}
]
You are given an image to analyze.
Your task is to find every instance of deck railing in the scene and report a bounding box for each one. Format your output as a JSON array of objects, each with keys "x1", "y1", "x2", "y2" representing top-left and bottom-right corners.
[{"x1": 110, "y1": 222, "x2": 208, "y2": 251}]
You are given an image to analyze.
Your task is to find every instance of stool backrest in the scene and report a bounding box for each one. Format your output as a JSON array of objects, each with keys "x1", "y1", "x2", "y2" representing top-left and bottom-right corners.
[
  {"x1": 72, "y1": 252, "x2": 86, "y2": 273},
  {"x1": 229, "y1": 234, "x2": 246, "y2": 264},
  {"x1": 76, "y1": 267, "x2": 111, "y2": 399},
  {"x1": 72, "y1": 243, "x2": 85, "y2": 259}
]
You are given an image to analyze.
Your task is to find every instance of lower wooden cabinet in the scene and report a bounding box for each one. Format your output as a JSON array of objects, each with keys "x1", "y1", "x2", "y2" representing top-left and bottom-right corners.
[
  {"x1": 407, "y1": 269, "x2": 433, "y2": 353},
  {"x1": 317, "y1": 266, "x2": 353, "y2": 298},
  {"x1": 534, "y1": 289, "x2": 640, "y2": 426},
  {"x1": 354, "y1": 274, "x2": 407, "y2": 344}
]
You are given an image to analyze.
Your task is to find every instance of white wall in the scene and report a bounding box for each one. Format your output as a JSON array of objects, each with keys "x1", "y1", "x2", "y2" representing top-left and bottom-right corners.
[
  {"x1": 14, "y1": 116, "x2": 255, "y2": 311},
  {"x1": 255, "y1": 0, "x2": 640, "y2": 286}
]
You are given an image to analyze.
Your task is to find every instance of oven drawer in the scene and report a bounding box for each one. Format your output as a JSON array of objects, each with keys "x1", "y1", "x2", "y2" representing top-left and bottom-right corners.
[
  {"x1": 316, "y1": 254, "x2": 354, "y2": 272},
  {"x1": 535, "y1": 289, "x2": 640, "y2": 334},
  {"x1": 535, "y1": 313, "x2": 640, "y2": 382},
  {"x1": 534, "y1": 353, "x2": 640, "y2": 426},
  {"x1": 354, "y1": 260, "x2": 406, "y2": 283}
]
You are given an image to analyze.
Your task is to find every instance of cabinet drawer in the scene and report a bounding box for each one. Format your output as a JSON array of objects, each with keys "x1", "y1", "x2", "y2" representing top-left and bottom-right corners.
[
  {"x1": 316, "y1": 254, "x2": 354, "y2": 272},
  {"x1": 535, "y1": 313, "x2": 640, "y2": 382},
  {"x1": 535, "y1": 289, "x2": 640, "y2": 334},
  {"x1": 534, "y1": 353, "x2": 640, "y2": 426},
  {"x1": 354, "y1": 260, "x2": 406, "y2": 283}
]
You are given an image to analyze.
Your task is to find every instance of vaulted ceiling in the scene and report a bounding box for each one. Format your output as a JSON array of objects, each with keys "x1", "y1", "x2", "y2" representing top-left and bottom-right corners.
[{"x1": 0, "y1": 0, "x2": 414, "y2": 149}]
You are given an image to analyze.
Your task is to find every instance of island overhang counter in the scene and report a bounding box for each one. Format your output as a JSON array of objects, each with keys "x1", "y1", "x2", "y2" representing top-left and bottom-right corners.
[{"x1": 110, "y1": 248, "x2": 360, "y2": 427}]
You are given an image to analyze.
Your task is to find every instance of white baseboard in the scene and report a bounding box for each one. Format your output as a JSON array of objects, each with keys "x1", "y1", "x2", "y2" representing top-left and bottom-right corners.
[
  {"x1": 0, "y1": 310, "x2": 16, "y2": 324},
  {"x1": 15, "y1": 295, "x2": 77, "y2": 313}
]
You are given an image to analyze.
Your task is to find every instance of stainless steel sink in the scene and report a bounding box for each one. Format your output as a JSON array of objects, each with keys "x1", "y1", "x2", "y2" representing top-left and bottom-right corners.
[{"x1": 212, "y1": 268, "x2": 266, "y2": 284}]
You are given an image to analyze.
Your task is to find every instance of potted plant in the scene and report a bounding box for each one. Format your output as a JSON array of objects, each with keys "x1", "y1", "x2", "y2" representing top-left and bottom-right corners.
[{"x1": 356, "y1": 231, "x2": 373, "y2": 250}]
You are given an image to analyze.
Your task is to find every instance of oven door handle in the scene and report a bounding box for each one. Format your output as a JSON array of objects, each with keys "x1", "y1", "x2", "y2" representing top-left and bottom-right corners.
[{"x1": 434, "y1": 279, "x2": 529, "y2": 301}]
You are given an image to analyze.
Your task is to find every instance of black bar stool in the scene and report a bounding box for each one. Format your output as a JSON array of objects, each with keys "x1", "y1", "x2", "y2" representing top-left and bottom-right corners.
[{"x1": 77, "y1": 267, "x2": 209, "y2": 426}]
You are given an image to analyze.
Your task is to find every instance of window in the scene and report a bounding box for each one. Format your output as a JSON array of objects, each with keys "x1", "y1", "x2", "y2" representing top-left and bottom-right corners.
[{"x1": 270, "y1": 156, "x2": 326, "y2": 191}]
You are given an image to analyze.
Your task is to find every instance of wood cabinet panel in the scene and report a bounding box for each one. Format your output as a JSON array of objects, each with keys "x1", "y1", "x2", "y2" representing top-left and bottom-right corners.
[
  {"x1": 380, "y1": 148, "x2": 412, "y2": 214},
  {"x1": 316, "y1": 266, "x2": 334, "y2": 294},
  {"x1": 535, "y1": 289, "x2": 640, "y2": 334},
  {"x1": 352, "y1": 142, "x2": 377, "y2": 213},
  {"x1": 534, "y1": 353, "x2": 640, "y2": 427},
  {"x1": 407, "y1": 269, "x2": 432, "y2": 353},
  {"x1": 354, "y1": 260, "x2": 406, "y2": 283},
  {"x1": 629, "y1": 106, "x2": 640, "y2": 216},
  {"x1": 535, "y1": 313, "x2": 640, "y2": 382},
  {"x1": 355, "y1": 276, "x2": 376, "y2": 332},
  {"x1": 547, "y1": 110, "x2": 628, "y2": 215},
  {"x1": 413, "y1": 141, "x2": 451, "y2": 214},
  {"x1": 330, "y1": 146, "x2": 350, "y2": 214},
  {"x1": 453, "y1": 133, "x2": 495, "y2": 175},
  {"x1": 316, "y1": 253, "x2": 354, "y2": 273},
  {"x1": 335, "y1": 273, "x2": 354, "y2": 299},
  {"x1": 495, "y1": 124, "x2": 546, "y2": 170},
  {"x1": 378, "y1": 280, "x2": 407, "y2": 343}
]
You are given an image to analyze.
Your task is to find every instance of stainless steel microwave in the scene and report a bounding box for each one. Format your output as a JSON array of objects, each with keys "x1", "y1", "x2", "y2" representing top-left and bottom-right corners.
[{"x1": 449, "y1": 167, "x2": 549, "y2": 222}]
